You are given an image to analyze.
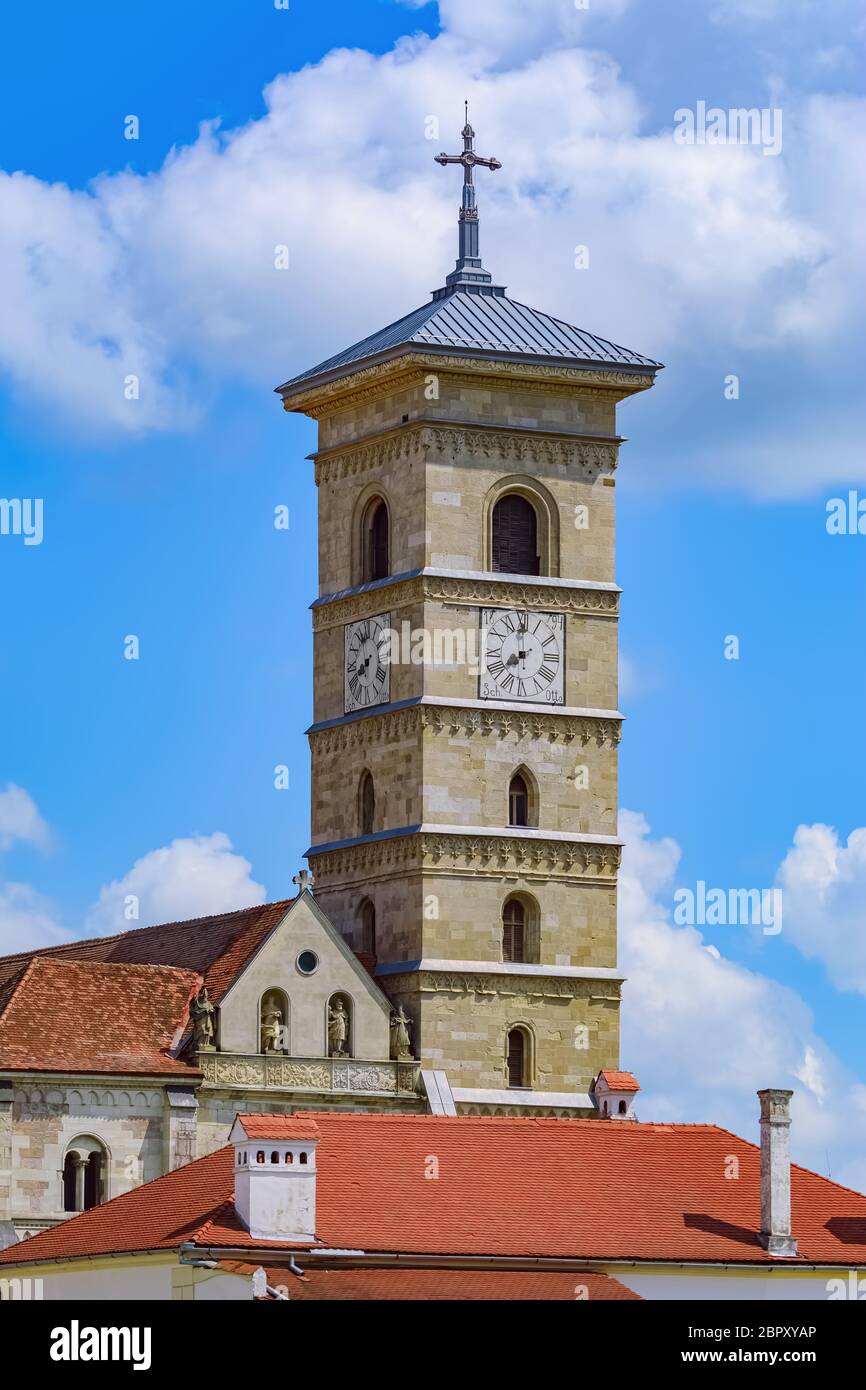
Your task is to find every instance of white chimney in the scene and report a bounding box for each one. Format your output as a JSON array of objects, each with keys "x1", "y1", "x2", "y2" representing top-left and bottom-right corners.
[
  {"x1": 230, "y1": 1114, "x2": 320, "y2": 1242},
  {"x1": 757, "y1": 1089, "x2": 797, "y2": 1258}
]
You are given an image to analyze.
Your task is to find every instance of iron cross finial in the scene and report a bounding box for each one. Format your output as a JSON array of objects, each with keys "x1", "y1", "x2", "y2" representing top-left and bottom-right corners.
[{"x1": 434, "y1": 111, "x2": 501, "y2": 292}]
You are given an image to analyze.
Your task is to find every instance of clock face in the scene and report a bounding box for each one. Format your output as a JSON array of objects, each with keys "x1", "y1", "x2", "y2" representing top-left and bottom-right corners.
[
  {"x1": 480, "y1": 608, "x2": 565, "y2": 704},
  {"x1": 344, "y1": 612, "x2": 391, "y2": 713}
]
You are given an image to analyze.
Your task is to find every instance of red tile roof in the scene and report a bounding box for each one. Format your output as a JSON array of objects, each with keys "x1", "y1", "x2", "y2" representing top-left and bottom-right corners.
[
  {"x1": 233, "y1": 1116, "x2": 321, "y2": 1142},
  {"x1": 0, "y1": 899, "x2": 300, "y2": 1076},
  {"x1": 3, "y1": 1110, "x2": 865, "y2": 1269},
  {"x1": 0, "y1": 898, "x2": 296, "y2": 1005},
  {"x1": 228, "y1": 1265, "x2": 641, "y2": 1300},
  {"x1": 0, "y1": 957, "x2": 203, "y2": 1076},
  {"x1": 597, "y1": 1071, "x2": 640, "y2": 1092}
]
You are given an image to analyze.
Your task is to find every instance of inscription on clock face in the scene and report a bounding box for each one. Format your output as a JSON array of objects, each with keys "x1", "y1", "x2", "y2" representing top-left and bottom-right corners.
[
  {"x1": 480, "y1": 608, "x2": 565, "y2": 704},
  {"x1": 344, "y1": 612, "x2": 391, "y2": 713}
]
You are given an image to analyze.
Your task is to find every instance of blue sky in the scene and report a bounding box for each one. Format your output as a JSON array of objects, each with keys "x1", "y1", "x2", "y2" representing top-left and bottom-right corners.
[{"x1": 1, "y1": 0, "x2": 864, "y2": 1179}]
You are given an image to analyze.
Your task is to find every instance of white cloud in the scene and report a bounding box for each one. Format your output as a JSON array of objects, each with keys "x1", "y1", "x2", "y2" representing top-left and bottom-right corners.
[
  {"x1": 0, "y1": 16, "x2": 862, "y2": 500},
  {"x1": 0, "y1": 880, "x2": 68, "y2": 956},
  {"x1": 85, "y1": 832, "x2": 267, "y2": 937},
  {"x1": 619, "y1": 809, "x2": 866, "y2": 1190},
  {"x1": 0, "y1": 783, "x2": 52, "y2": 851},
  {"x1": 777, "y1": 822, "x2": 866, "y2": 997}
]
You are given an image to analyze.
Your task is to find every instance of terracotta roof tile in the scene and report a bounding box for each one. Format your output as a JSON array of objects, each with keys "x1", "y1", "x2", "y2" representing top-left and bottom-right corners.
[
  {"x1": 234, "y1": 1116, "x2": 321, "y2": 1141},
  {"x1": 0, "y1": 957, "x2": 202, "y2": 1076},
  {"x1": 3, "y1": 1110, "x2": 865, "y2": 1269},
  {"x1": 230, "y1": 1265, "x2": 641, "y2": 1300},
  {"x1": 0, "y1": 897, "x2": 296, "y2": 1006},
  {"x1": 597, "y1": 1071, "x2": 640, "y2": 1092}
]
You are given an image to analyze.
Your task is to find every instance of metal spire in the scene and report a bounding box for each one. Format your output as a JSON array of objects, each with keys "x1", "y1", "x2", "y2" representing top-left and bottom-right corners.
[{"x1": 434, "y1": 105, "x2": 502, "y2": 294}]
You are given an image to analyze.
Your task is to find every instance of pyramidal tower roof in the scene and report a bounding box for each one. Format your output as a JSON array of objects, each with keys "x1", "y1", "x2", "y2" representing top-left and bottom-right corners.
[{"x1": 277, "y1": 111, "x2": 662, "y2": 403}]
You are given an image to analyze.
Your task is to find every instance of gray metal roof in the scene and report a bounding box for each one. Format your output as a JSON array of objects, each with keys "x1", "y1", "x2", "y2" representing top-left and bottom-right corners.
[{"x1": 277, "y1": 287, "x2": 663, "y2": 397}]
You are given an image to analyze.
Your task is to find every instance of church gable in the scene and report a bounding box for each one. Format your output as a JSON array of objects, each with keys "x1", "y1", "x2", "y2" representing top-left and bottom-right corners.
[{"x1": 215, "y1": 893, "x2": 392, "y2": 1061}]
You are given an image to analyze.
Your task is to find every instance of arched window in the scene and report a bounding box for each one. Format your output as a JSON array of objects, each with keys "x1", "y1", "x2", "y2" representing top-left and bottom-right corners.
[
  {"x1": 618, "y1": 1100, "x2": 628, "y2": 1115},
  {"x1": 508, "y1": 773, "x2": 529, "y2": 827},
  {"x1": 502, "y1": 898, "x2": 526, "y2": 963},
  {"x1": 359, "y1": 898, "x2": 376, "y2": 956},
  {"x1": 362, "y1": 499, "x2": 390, "y2": 583},
  {"x1": 62, "y1": 1136, "x2": 107, "y2": 1213},
  {"x1": 506, "y1": 1028, "x2": 529, "y2": 1088},
  {"x1": 492, "y1": 494, "x2": 539, "y2": 576},
  {"x1": 260, "y1": 989, "x2": 288, "y2": 1055},
  {"x1": 359, "y1": 771, "x2": 375, "y2": 836}
]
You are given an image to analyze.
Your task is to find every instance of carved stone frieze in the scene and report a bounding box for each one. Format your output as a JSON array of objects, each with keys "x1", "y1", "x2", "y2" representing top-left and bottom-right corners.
[
  {"x1": 312, "y1": 572, "x2": 618, "y2": 630},
  {"x1": 382, "y1": 970, "x2": 622, "y2": 1002},
  {"x1": 197, "y1": 1052, "x2": 419, "y2": 1096},
  {"x1": 309, "y1": 703, "x2": 621, "y2": 756},
  {"x1": 309, "y1": 830, "x2": 621, "y2": 884},
  {"x1": 314, "y1": 422, "x2": 619, "y2": 486}
]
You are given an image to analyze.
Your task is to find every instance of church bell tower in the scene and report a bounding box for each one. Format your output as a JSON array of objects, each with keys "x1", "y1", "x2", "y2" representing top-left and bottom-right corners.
[{"x1": 277, "y1": 117, "x2": 661, "y2": 1115}]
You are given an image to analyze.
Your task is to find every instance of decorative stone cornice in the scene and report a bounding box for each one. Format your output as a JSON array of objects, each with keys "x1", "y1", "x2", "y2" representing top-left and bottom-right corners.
[
  {"x1": 381, "y1": 969, "x2": 622, "y2": 1002},
  {"x1": 313, "y1": 421, "x2": 620, "y2": 486},
  {"x1": 308, "y1": 701, "x2": 621, "y2": 756},
  {"x1": 308, "y1": 829, "x2": 621, "y2": 885},
  {"x1": 281, "y1": 351, "x2": 656, "y2": 418},
  {"x1": 312, "y1": 571, "x2": 619, "y2": 630}
]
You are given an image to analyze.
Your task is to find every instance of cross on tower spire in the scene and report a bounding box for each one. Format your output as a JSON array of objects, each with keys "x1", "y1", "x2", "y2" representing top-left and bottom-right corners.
[{"x1": 434, "y1": 105, "x2": 502, "y2": 295}]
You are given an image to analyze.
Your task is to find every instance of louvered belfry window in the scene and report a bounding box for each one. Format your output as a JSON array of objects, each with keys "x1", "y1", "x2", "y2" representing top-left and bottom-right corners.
[
  {"x1": 491, "y1": 494, "x2": 539, "y2": 575},
  {"x1": 506, "y1": 1028, "x2": 526, "y2": 1087},
  {"x1": 502, "y1": 898, "x2": 526, "y2": 963}
]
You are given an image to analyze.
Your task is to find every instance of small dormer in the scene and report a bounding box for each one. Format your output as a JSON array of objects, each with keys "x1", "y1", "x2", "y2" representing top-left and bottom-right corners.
[
  {"x1": 591, "y1": 1070, "x2": 640, "y2": 1120},
  {"x1": 229, "y1": 1114, "x2": 320, "y2": 1241}
]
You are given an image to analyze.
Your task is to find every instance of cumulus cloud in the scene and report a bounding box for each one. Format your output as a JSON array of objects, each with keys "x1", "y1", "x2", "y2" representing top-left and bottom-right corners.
[
  {"x1": 777, "y1": 822, "x2": 866, "y2": 996},
  {"x1": 0, "y1": 783, "x2": 52, "y2": 851},
  {"x1": 85, "y1": 832, "x2": 267, "y2": 937},
  {"x1": 0, "y1": 9, "x2": 863, "y2": 500},
  {"x1": 619, "y1": 809, "x2": 866, "y2": 1190}
]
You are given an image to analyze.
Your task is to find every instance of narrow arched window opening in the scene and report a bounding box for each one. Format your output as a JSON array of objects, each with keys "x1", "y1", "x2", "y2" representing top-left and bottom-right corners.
[
  {"x1": 359, "y1": 898, "x2": 376, "y2": 956},
  {"x1": 502, "y1": 898, "x2": 526, "y2": 964},
  {"x1": 508, "y1": 773, "x2": 529, "y2": 827},
  {"x1": 363, "y1": 499, "x2": 390, "y2": 583},
  {"x1": 492, "y1": 495, "x2": 539, "y2": 576},
  {"x1": 359, "y1": 771, "x2": 375, "y2": 837},
  {"x1": 506, "y1": 1029, "x2": 528, "y2": 1088}
]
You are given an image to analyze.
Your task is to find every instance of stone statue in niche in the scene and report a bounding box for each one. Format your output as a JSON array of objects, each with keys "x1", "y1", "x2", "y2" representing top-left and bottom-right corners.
[
  {"x1": 390, "y1": 1006, "x2": 413, "y2": 1060},
  {"x1": 328, "y1": 998, "x2": 349, "y2": 1057},
  {"x1": 190, "y1": 988, "x2": 216, "y2": 1051},
  {"x1": 260, "y1": 1000, "x2": 284, "y2": 1054}
]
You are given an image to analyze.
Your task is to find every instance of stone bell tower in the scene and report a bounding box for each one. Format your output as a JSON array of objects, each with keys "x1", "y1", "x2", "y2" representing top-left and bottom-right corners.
[{"x1": 277, "y1": 117, "x2": 661, "y2": 1116}]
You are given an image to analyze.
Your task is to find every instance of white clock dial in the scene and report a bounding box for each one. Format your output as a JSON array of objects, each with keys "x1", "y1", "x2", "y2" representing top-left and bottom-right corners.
[
  {"x1": 480, "y1": 608, "x2": 565, "y2": 704},
  {"x1": 344, "y1": 612, "x2": 391, "y2": 713}
]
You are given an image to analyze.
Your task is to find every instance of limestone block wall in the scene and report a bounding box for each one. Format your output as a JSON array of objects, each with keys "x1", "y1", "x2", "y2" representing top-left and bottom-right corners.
[
  {"x1": 382, "y1": 972, "x2": 620, "y2": 1093},
  {"x1": 3, "y1": 1083, "x2": 166, "y2": 1229},
  {"x1": 415, "y1": 871, "x2": 617, "y2": 968}
]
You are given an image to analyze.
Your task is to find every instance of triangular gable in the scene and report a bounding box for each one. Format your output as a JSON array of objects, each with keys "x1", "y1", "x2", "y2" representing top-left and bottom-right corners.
[{"x1": 218, "y1": 892, "x2": 393, "y2": 1017}]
